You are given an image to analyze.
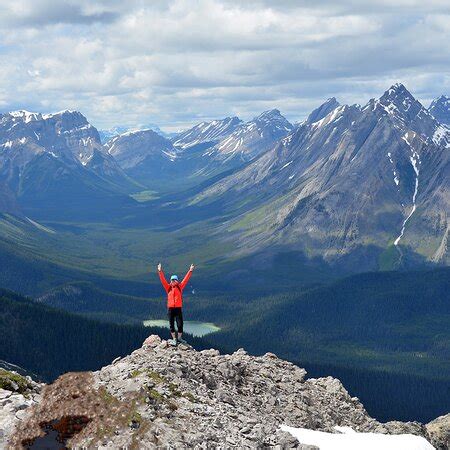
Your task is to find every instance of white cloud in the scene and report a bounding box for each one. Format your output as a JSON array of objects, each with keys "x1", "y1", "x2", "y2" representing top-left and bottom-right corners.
[{"x1": 0, "y1": 0, "x2": 449, "y2": 130}]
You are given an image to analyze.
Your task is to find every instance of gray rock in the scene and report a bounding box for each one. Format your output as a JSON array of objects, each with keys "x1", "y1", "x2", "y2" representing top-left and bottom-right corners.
[{"x1": 4, "y1": 336, "x2": 441, "y2": 449}]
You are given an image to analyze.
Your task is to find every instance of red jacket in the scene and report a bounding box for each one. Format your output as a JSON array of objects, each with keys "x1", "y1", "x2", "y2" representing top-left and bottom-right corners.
[{"x1": 158, "y1": 269, "x2": 192, "y2": 308}]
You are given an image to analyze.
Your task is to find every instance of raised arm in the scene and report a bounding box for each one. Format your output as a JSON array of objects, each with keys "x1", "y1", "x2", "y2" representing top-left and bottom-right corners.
[
  {"x1": 157, "y1": 263, "x2": 170, "y2": 292},
  {"x1": 180, "y1": 264, "x2": 194, "y2": 290}
]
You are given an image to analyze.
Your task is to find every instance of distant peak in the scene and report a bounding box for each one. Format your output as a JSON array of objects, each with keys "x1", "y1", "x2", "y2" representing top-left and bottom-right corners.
[
  {"x1": 383, "y1": 82, "x2": 410, "y2": 98},
  {"x1": 429, "y1": 94, "x2": 450, "y2": 125},
  {"x1": 7, "y1": 110, "x2": 42, "y2": 123},
  {"x1": 118, "y1": 128, "x2": 161, "y2": 138},
  {"x1": 431, "y1": 95, "x2": 450, "y2": 106},
  {"x1": 393, "y1": 82, "x2": 405, "y2": 89},
  {"x1": 378, "y1": 83, "x2": 422, "y2": 114},
  {"x1": 42, "y1": 109, "x2": 83, "y2": 119},
  {"x1": 257, "y1": 109, "x2": 282, "y2": 119}
]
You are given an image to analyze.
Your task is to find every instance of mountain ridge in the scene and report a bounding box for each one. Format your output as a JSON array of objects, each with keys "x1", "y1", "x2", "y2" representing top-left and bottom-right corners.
[{"x1": 190, "y1": 83, "x2": 449, "y2": 270}]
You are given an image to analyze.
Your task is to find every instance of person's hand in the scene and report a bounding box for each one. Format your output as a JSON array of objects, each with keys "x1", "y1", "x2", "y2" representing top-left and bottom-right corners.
[
  {"x1": 190, "y1": 263, "x2": 195, "y2": 271},
  {"x1": 157, "y1": 262, "x2": 162, "y2": 272}
]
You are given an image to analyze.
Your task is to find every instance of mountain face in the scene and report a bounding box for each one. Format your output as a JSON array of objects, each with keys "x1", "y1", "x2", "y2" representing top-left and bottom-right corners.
[
  {"x1": 103, "y1": 129, "x2": 177, "y2": 186},
  {"x1": 172, "y1": 116, "x2": 242, "y2": 149},
  {"x1": 0, "y1": 182, "x2": 19, "y2": 214},
  {"x1": 1, "y1": 110, "x2": 103, "y2": 164},
  {"x1": 306, "y1": 97, "x2": 341, "y2": 123},
  {"x1": 99, "y1": 124, "x2": 171, "y2": 143},
  {"x1": 429, "y1": 95, "x2": 450, "y2": 126},
  {"x1": 194, "y1": 84, "x2": 449, "y2": 270},
  {"x1": 209, "y1": 109, "x2": 294, "y2": 162},
  {"x1": 172, "y1": 111, "x2": 293, "y2": 171},
  {"x1": 0, "y1": 110, "x2": 135, "y2": 218},
  {"x1": 6, "y1": 335, "x2": 442, "y2": 448},
  {"x1": 378, "y1": 84, "x2": 449, "y2": 149}
]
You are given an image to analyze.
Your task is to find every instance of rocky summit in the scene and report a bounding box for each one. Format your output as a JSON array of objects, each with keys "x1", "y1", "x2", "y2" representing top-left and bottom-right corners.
[{"x1": 2, "y1": 336, "x2": 447, "y2": 448}]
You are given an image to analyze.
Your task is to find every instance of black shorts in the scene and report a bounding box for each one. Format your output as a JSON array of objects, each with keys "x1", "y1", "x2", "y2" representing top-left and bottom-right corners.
[{"x1": 168, "y1": 307, "x2": 183, "y2": 333}]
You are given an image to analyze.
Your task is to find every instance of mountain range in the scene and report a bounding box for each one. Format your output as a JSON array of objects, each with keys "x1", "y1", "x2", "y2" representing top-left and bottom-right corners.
[
  {"x1": 192, "y1": 83, "x2": 449, "y2": 271},
  {"x1": 0, "y1": 110, "x2": 136, "y2": 219},
  {"x1": 0, "y1": 83, "x2": 448, "y2": 271}
]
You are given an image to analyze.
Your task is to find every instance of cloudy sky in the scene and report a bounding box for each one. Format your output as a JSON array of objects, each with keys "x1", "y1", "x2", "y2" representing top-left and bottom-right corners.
[{"x1": 0, "y1": 0, "x2": 449, "y2": 131}]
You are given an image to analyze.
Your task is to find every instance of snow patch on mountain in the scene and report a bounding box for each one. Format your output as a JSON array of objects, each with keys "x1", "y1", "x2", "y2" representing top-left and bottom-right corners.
[
  {"x1": 173, "y1": 117, "x2": 242, "y2": 149},
  {"x1": 281, "y1": 425, "x2": 434, "y2": 450},
  {"x1": 394, "y1": 144, "x2": 421, "y2": 246},
  {"x1": 387, "y1": 153, "x2": 400, "y2": 187},
  {"x1": 280, "y1": 160, "x2": 293, "y2": 170},
  {"x1": 8, "y1": 110, "x2": 42, "y2": 123},
  {"x1": 432, "y1": 124, "x2": 450, "y2": 148}
]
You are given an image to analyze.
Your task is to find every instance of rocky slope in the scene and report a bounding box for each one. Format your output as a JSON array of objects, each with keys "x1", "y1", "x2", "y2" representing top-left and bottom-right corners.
[
  {"x1": 306, "y1": 97, "x2": 340, "y2": 124},
  {"x1": 172, "y1": 116, "x2": 242, "y2": 149},
  {"x1": 0, "y1": 369, "x2": 43, "y2": 448},
  {"x1": 4, "y1": 335, "x2": 446, "y2": 448},
  {"x1": 103, "y1": 129, "x2": 178, "y2": 187},
  {"x1": 171, "y1": 110, "x2": 293, "y2": 174},
  {"x1": 209, "y1": 109, "x2": 294, "y2": 162}
]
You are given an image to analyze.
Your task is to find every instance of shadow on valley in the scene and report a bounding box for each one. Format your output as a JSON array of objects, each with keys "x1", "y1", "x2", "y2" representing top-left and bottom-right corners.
[{"x1": 0, "y1": 267, "x2": 449, "y2": 424}]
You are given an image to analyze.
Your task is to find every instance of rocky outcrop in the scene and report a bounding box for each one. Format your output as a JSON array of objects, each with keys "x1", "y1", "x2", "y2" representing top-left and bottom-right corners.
[
  {"x1": 7, "y1": 336, "x2": 442, "y2": 448},
  {"x1": 0, "y1": 369, "x2": 43, "y2": 447},
  {"x1": 426, "y1": 414, "x2": 450, "y2": 450}
]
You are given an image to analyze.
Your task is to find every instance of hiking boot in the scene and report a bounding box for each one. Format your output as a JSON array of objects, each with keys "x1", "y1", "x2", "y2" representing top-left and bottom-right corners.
[
  {"x1": 177, "y1": 337, "x2": 188, "y2": 345},
  {"x1": 168, "y1": 339, "x2": 177, "y2": 346}
]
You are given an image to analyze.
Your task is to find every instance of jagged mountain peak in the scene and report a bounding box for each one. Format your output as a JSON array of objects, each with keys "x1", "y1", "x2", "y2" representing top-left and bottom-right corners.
[
  {"x1": 432, "y1": 94, "x2": 449, "y2": 104},
  {"x1": 379, "y1": 82, "x2": 418, "y2": 108},
  {"x1": 365, "y1": 83, "x2": 442, "y2": 142},
  {"x1": 307, "y1": 97, "x2": 341, "y2": 123},
  {"x1": 256, "y1": 108, "x2": 282, "y2": 119},
  {"x1": 172, "y1": 116, "x2": 243, "y2": 149},
  {"x1": 253, "y1": 109, "x2": 293, "y2": 129},
  {"x1": 6, "y1": 335, "x2": 440, "y2": 448},
  {"x1": 429, "y1": 94, "x2": 450, "y2": 126},
  {"x1": 252, "y1": 108, "x2": 293, "y2": 130},
  {"x1": 211, "y1": 109, "x2": 293, "y2": 161}
]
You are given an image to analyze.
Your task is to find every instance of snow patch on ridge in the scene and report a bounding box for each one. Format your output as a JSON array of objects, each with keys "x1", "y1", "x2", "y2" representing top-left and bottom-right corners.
[
  {"x1": 8, "y1": 110, "x2": 41, "y2": 123},
  {"x1": 281, "y1": 425, "x2": 434, "y2": 450},
  {"x1": 387, "y1": 153, "x2": 399, "y2": 187}
]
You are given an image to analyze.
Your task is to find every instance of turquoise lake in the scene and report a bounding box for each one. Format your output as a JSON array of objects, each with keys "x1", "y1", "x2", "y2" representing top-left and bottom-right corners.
[{"x1": 143, "y1": 320, "x2": 221, "y2": 337}]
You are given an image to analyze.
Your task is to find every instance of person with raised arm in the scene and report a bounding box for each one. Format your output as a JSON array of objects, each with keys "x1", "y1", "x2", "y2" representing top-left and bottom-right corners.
[{"x1": 157, "y1": 262, "x2": 195, "y2": 346}]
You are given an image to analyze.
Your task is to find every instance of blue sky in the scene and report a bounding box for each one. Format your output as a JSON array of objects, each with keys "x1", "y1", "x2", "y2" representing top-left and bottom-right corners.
[{"x1": 0, "y1": 0, "x2": 449, "y2": 131}]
